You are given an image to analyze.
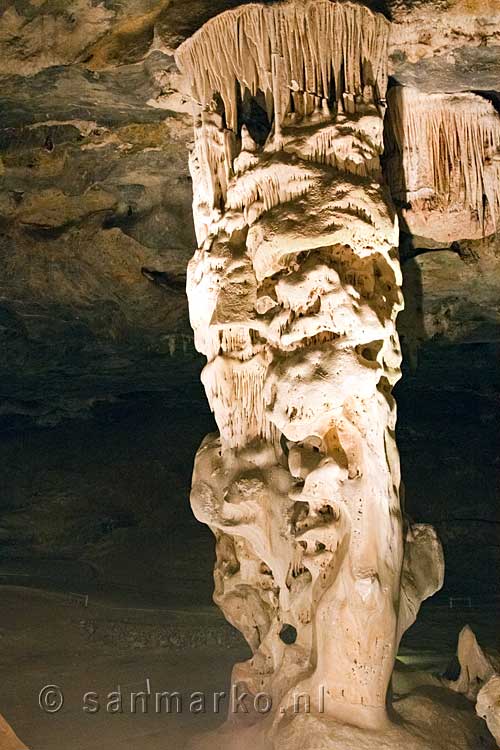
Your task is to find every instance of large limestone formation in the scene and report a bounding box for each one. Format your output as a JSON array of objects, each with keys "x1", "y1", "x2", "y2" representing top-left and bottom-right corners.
[{"x1": 176, "y1": 1, "x2": 444, "y2": 744}]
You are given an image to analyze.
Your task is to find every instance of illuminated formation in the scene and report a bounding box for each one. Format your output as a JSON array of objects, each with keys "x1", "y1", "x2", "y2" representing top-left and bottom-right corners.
[
  {"x1": 176, "y1": 1, "x2": 443, "y2": 744},
  {"x1": 384, "y1": 87, "x2": 500, "y2": 242}
]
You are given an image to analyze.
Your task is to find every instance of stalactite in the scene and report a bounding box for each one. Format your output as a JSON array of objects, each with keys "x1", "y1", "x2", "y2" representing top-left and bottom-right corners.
[
  {"x1": 282, "y1": 111, "x2": 383, "y2": 176},
  {"x1": 385, "y1": 86, "x2": 500, "y2": 234},
  {"x1": 202, "y1": 353, "x2": 277, "y2": 448},
  {"x1": 226, "y1": 162, "x2": 316, "y2": 215},
  {"x1": 176, "y1": 1, "x2": 389, "y2": 134}
]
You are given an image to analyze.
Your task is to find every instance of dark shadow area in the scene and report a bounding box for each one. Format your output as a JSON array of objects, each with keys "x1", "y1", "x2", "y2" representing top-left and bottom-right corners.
[
  {"x1": 0, "y1": 389, "x2": 218, "y2": 606},
  {"x1": 237, "y1": 88, "x2": 273, "y2": 146},
  {"x1": 473, "y1": 89, "x2": 500, "y2": 114}
]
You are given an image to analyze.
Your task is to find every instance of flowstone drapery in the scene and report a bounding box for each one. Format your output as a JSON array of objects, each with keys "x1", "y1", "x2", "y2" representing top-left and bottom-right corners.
[
  {"x1": 384, "y1": 86, "x2": 500, "y2": 242},
  {"x1": 176, "y1": 1, "x2": 443, "y2": 744}
]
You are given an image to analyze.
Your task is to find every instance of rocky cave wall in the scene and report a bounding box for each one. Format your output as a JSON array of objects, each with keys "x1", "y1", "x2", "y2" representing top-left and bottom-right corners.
[{"x1": 0, "y1": 0, "x2": 499, "y2": 597}]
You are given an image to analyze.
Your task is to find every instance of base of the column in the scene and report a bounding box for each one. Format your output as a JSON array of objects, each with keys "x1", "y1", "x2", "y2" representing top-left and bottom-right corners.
[{"x1": 185, "y1": 685, "x2": 495, "y2": 750}]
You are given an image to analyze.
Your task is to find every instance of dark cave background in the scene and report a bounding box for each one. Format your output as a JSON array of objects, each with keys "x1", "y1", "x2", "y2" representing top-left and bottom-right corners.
[{"x1": 0, "y1": 330, "x2": 498, "y2": 604}]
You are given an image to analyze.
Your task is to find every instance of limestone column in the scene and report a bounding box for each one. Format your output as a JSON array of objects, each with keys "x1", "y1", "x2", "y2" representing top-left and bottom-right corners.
[{"x1": 175, "y1": 1, "x2": 443, "y2": 740}]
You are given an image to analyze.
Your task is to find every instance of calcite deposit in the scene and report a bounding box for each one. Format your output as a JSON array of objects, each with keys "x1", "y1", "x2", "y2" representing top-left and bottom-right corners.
[
  {"x1": 447, "y1": 625, "x2": 499, "y2": 701},
  {"x1": 447, "y1": 625, "x2": 500, "y2": 746},
  {"x1": 384, "y1": 86, "x2": 500, "y2": 242},
  {"x1": 0, "y1": 0, "x2": 498, "y2": 748},
  {"x1": 177, "y1": 1, "x2": 444, "y2": 743}
]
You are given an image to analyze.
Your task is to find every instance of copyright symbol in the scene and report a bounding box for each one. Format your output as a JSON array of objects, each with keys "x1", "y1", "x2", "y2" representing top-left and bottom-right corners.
[{"x1": 39, "y1": 685, "x2": 64, "y2": 713}]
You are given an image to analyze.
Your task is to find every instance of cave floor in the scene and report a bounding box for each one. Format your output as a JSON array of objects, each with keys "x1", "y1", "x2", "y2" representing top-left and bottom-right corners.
[
  {"x1": 0, "y1": 587, "x2": 238, "y2": 750},
  {"x1": 0, "y1": 393, "x2": 498, "y2": 748},
  {"x1": 0, "y1": 584, "x2": 498, "y2": 750}
]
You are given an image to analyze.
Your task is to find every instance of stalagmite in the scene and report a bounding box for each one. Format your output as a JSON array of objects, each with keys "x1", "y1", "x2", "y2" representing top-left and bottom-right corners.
[
  {"x1": 385, "y1": 86, "x2": 500, "y2": 241},
  {"x1": 176, "y1": 2, "x2": 444, "y2": 746},
  {"x1": 446, "y1": 626, "x2": 500, "y2": 745},
  {"x1": 446, "y1": 625, "x2": 500, "y2": 701}
]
